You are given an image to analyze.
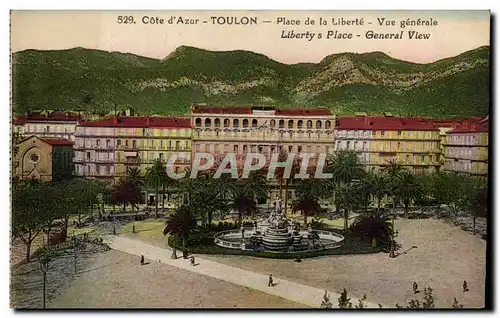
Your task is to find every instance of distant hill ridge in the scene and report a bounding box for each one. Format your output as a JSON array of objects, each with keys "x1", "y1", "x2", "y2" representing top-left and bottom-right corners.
[{"x1": 12, "y1": 45, "x2": 490, "y2": 118}]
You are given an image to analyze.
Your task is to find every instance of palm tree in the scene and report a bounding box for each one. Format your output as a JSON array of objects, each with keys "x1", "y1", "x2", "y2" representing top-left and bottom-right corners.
[
  {"x1": 230, "y1": 188, "x2": 257, "y2": 224},
  {"x1": 293, "y1": 179, "x2": 329, "y2": 226},
  {"x1": 126, "y1": 167, "x2": 144, "y2": 188},
  {"x1": 241, "y1": 171, "x2": 269, "y2": 216},
  {"x1": 371, "y1": 173, "x2": 389, "y2": 213},
  {"x1": 326, "y1": 150, "x2": 365, "y2": 185},
  {"x1": 351, "y1": 210, "x2": 393, "y2": 247},
  {"x1": 357, "y1": 171, "x2": 376, "y2": 213},
  {"x1": 393, "y1": 170, "x2": 422, "y2": 217},
  {"x1": 111, "y1": 178, "x2": 142, "y2": 213},
  {"x1": 382, "y1": 159, "x2": 404, "y2": 178},
  {"x1": 334, "y1": 183, "x2": 361, "y2": 232},
  {"x1": 146, "y1": 159, "x2": 167, "y2": 218},
  {"x1": 326, "y1": 150, "x2": 365, "y2": 230},
  {"x1": 163, "y1": 204, "x2": 197, "y2": 252}
]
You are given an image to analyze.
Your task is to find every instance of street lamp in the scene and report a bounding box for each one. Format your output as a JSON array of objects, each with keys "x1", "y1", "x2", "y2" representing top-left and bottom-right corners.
[{"x1": 38, "y1": 256, "x2": 49, "y2": 309}]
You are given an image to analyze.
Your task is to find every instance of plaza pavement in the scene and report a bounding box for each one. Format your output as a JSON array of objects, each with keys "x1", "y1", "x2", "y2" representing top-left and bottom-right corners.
[{"x1": 106, "y1": 235, "x2": 384, "y2": 308}]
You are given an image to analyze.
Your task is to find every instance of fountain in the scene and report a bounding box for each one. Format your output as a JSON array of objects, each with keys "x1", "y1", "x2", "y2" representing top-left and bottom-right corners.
[{"x1": 214, "y1": 199, "x2": 345, "y2": 254}]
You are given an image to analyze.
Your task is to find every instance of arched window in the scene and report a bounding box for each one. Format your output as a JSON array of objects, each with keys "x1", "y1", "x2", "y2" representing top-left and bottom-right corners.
[
  {"x1": 325, "y1": 120, "x2": 331, "y2": 129},
  {"x1": 195, "y1": 118, "x2": 202, "y2": 127},
  {"x1": 279, "y1": 120, "x2": 285, "y2": 128},
  {"x1": 297, "y1": 120, "x2": 303, "y2": 129},
  {"x1": 288, "y1": 120, "x2": 294, "y2": 129},
  {"x1": 307, "y1": 120, "x2": 312, "y2": 129},
  {"x1": 252, "y1": 119, "x2": 258, "y2": 128},
  {"x1": 214, "y1": 118, "x2": 220, "y2": 127},
  {"x1": 316, "y1": 120, "x2": 322, "y2": 129},
  {"x1": 205, "y1": 118, "x2": 211, "y2": 127},
  {"x1": 270, "y1": 120, "x2": 276, "y2": 128},
  {"x1": 224, "y1": 119, "x2": 230, "y2": 127},
  {"x1": 233, "y1": 119, "x2": 239, "y2": 128},
  {"x1": 243, "y1": 119, "x2": 249, "y2": 128}
]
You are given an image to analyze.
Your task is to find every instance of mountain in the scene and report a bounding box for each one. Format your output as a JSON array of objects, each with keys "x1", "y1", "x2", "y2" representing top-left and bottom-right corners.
[{"x1": 11, "y1": 45, "x2": 490, "y2": 118}]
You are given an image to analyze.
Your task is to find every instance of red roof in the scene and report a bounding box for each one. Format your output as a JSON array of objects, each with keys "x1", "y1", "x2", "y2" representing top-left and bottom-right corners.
[
  {"x1": 79, "y1": 116, "x2": 191, "y2": 128},
  {"x1": 16, "y1": 112, "x2": 82, "y2": 124},
  {"x1": 451, "y1": 118, "x2": 489, "y2": 133},
  {"x1": 336, "y1": 117, "x2": 439, "y2": 131},
  {"x1": 43, "y1": 138, "x2": 74, "y2": 146},
  {"x1": 429, "y1": 117, "x2": 484, "y2": 129},
  {"x1": 275, "y1": 108, "x2": 332, "y2": 116},
  {"x1": 192, "y1": 106, "x2": 252, "y2": 115}
]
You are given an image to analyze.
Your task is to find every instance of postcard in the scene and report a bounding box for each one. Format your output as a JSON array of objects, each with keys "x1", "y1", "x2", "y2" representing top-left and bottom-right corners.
[{"x1": 10, "y1": 10, "x2": 490, "y2": 309}]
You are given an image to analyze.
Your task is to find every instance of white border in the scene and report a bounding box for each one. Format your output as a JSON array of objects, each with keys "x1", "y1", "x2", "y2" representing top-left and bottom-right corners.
[{"x1": 2, "y1": 1, "x2": 497, "y2": 318}]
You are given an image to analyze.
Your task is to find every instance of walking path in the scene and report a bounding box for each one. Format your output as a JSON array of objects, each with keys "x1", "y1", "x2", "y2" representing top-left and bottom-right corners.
[{"x1": 106, "y1": 235, "x2": 384, "y2": 308}]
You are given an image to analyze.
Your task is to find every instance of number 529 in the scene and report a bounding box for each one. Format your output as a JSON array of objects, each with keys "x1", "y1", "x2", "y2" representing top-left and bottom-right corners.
[{"x1": 117, "y1": 16, "x2": 135, "y2": 24}]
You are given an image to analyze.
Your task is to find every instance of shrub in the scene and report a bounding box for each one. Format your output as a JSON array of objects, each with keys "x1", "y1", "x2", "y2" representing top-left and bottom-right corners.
[{"x1": 350, "y1": 212, "x2": 393, "y2": 247}]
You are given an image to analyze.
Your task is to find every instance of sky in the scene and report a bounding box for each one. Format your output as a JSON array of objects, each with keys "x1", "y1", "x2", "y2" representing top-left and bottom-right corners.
[{"x1": 10, "y1": 10, "x2": 490, "y2": 64}]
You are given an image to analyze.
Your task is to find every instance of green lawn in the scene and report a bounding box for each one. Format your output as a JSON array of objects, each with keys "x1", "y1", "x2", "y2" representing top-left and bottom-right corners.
[{"x1": 121, "y1": 220, "x2": 169, "y2": 247}]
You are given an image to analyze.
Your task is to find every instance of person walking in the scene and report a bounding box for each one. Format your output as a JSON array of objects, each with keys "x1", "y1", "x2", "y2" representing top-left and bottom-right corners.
[
  {"x1": 463, "y1": 280, "x2": 469, "y2": 292},
  {"x1": 190, "y1": 256, "x2": 195, "y2": 266},
  {"x1": 140, "y1": 255, "x2": 145, "y2": 266},
  {"x1": 268, "y1": 274, "x2": 274, "y2": 287}
]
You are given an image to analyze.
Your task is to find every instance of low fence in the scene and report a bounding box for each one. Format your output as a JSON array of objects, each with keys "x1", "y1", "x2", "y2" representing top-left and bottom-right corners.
[{"x1": 213, "y1": 228, "x2": 345, "y2": 252}]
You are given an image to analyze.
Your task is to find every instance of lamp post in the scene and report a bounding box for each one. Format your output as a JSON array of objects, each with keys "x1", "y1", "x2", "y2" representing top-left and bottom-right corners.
[{"x1": 38, "y1": 256, "x2": 49, "y2": 309}]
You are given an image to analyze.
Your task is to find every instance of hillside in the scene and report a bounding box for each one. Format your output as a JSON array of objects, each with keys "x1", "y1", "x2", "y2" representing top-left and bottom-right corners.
[{"x1": 11, "y1": 45, "x2": 490, "y2": 118}]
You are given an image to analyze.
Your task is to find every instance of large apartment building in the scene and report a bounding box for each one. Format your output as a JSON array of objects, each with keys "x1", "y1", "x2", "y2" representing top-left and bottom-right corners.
[
  {"x1": 12, "y1": 111, "x2": 82, "y2": 142},
  {"x1": 335, "y1": 116, "x2": 441, "y2": 174},
  {"x1": 73, "y1": 116, "x2": 192, "y2": 180},
  {"x1": 443, "y1": 117, "x2": 489, "y2": 176},
  {"x1": 191, "y1": 106, "x2": 336, "y2": 168}
]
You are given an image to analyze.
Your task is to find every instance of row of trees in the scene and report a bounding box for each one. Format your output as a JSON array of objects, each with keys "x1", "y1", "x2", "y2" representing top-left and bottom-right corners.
[
  {"x1": 12, "y1": 178, "x2": 105, "y2": 262},
  {"x1": 161, "y1": 150, "x2": 488, "y2": 249}
]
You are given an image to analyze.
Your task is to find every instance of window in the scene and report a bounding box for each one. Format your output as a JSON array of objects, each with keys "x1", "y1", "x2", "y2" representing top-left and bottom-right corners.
[
  {"x1": 363, "y1": 141, "x2": 367, "y2": 151},
  {"x1": 259, "y1": 146, "x2": 263, "y2": 153},
  {"x1": 86, "y1": 152, "x2": 90, "y2": 160},
  {"x1": 46, "y1": 126, "x2": 50, "y2": 132},
  {"x1": 96, "y1": 139, "x2": 100, "y2": 146},
  {"x1": 307, "y1": 120, "x2": 312, "y2": 129},
  {"x1": 143, "y1": 128, "x2": 146, "y2": 135},
  {"x1": 224, "y1": 119, "x2": 230, "y2": 127},
  {"x1": 125, "y1": 140, "x2": 129, "y2": 147},
  {"x1": 215, "y1": 144, "x2": 219, "y2": 152},
  {"x1": 132, "y1": 140, "x2": 136, "y2": 148},
  {"x1": 243, "y1": 119, "x2": 249, "y2": 128},
  {"x1": 243, "y1": 145, "x2": 248, "y2": 153},
  {"x1": 325, "y1": 121, "x2": 331, "y2": 129},
  {"x1": 234, "y1": 145, "x2": 238, "y2": 153},
  {"x1": 252, "y1": 119, "x2": 258, "y2": 128},
  {"x1": 279, "y1": 120, "x2": 285, "y2": 128},
  {"x1": 176, "y1": 141, "x2": 181, "y2": 149},
  {"x1": 117, "y1": 140, "x2": 121, "y2": 146},
  {"x1": 270, "y1": 120, "x2": 276, "y2": 128},
  {"x1": 159, "y1": 153, "x2": 164, "y2": 160},
  {"x1": 195, "y1": 118, "x2": 202, "y2": 127},
  {"x1": 288, "y1": 120, "x2": 294, "y2": 129},
  {"x1": 316, "y1": 120, "x2": 322, "y2": 129},
  {"x1": 298, "y1": 120, "x2": 303, "y2": 129},
  {"x1": 381, "y1": 131, "x2": 385, "y2": 136},
  {"x1": 106, "y1": 139, "x2": 110, "y2": 148},
  {"x1": 215, "y1": 118, "x2": 220, "y2": 127},
  {"x1": 233, "y1": 119, "x2": 239, "y2": 128},
  {"x1": 298, "y1": 146, "x2": 302, "y2": 153},
  {"x1": 398, "y1": 131, "x2": 402, "y2": 136},
  {"x1": 288, "y1": 146, "x2": 293, "y2": 152},
  {"x1": 205, "y1": 118, "x2": 211, "y2": 127},
  {"x1": 397, "y1": 142, "x2": 401, "y2": 150},
  {"x1": 106, "y1": 166, "x2": 111, "y2": 175},
  {"x1": 160, "y1": 140, "x2": 163, "y2": 148}
]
